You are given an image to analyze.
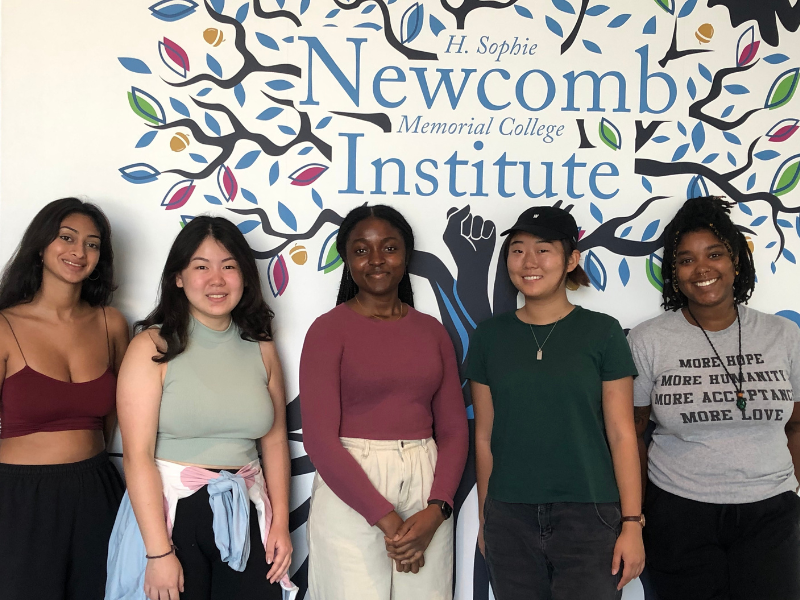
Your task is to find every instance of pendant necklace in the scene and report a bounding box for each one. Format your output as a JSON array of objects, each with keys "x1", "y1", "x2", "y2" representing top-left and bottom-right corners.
[
  {"x1": 528, "y1": 316, "x2": 563, "y2": 361},
  {"x1": 686, "y1": 306, "x2": 746, "y2": 414},
  {"x1": 354, "y1": 295, "x2": 404, "y2": 321}
]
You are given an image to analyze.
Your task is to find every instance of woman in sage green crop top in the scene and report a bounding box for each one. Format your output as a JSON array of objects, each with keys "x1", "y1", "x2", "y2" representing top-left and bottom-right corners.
[{"x1": 115, "y1": 217, "x2": 292, "y2": 600}]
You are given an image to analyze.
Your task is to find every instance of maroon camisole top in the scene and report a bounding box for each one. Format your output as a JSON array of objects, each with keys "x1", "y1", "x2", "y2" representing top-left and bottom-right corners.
[{"x1": 0, "y1": 310, "x2": 117, "y2": 439}]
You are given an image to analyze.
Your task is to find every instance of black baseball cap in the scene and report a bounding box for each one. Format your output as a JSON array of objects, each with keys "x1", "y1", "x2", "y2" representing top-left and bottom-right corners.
[{"x1": 500, "y1": 206, "x2": 579, "y2": 246}]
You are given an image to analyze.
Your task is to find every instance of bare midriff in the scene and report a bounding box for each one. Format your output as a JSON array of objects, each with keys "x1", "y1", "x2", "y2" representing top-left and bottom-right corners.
[{"x1": 0, "y1": 429, "x2": 106, "y2": 465}]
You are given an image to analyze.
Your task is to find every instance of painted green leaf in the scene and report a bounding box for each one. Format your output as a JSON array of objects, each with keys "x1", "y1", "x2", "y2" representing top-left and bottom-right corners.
[
  {"x1": 128, "y1": 92, "x2": 160, "y2": 125},
  {"x1": 645, "y1": 253, "x2": 664, "y2": 292},
  {"x1": 770, "y1": 155, "x2": 800, "y2": 196},
  {"x1": 765, "y1": 67, "x2": 799, "y2": 110},
  {"x1": 598, "y1": 117, "x2": 621, "y2": 150},
  {"x1": 323, "y1": 243, "x2": 343, "y2": 274}
]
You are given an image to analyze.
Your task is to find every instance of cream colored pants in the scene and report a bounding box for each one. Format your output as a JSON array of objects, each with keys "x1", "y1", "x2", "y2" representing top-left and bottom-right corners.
[{"x1": 307, "y1": 437, "x2": 454, "y2": 600}]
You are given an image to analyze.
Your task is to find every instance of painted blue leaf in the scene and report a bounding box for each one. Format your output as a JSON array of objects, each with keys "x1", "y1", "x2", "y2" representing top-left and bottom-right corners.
[
  {"x1": 590, "y1": 202, "x2": 604, "y2": 223},
  {"x1": 687, "y1": 78, "x2": 696, "y2": 100},
  {"x1": 642, "y1": 219, "x2": 660, "y2": 241},
  {"x1": 797, "y1": 216, "x2": 800, "y2": 239},
  {"x1": 585, "y1": 4, "x2": 609, "y2": 16},
  {"x1": 266, "y1": 80, "x2": 294, "y2": 91},
  {"x1": 316, "y1": 116, "x2": 332, "y2": 129},
  {"x1": 691, "y1": 121, "x2": 705, "y2": 152},
  {"x1": 653, "y1": 136, "x2": 670, "y2": 143},
  {"x1": 620, "y1": 226, "x2": 632, "y2": 238},
  {"x1": 150, "y1": 0, "x2": 199, "y2": 21},
  {"x1": 210, "y1": 0, "x2": 224, "y2": 12},
  {"x1": 783, "y1": 248, "x2": 796, "y2": 263},
  {"x1": 552, "y1": 0, "x2": 574, "y2": 14},
  {"x1": 738, "y1": 202, "x2": 752, "y2": 215},
  {"x1": 241, "y1": 188, "x2": 258, "y2": 204},
  {"x1": 278, "y1": 125, "x2": 296, "y2": 135},
  {"x1": 300, "y1": 0, "x2": 310, "y2": 14},
  {"x1": 672, "y1": 143, "x2": 690, "y2": 161},
  {"x1": 755, "y1": 150, "x2": 780, "y2": 160},
  {"x1": 677, "y1": 122, "x2": 687, "y2": 136},
  {"x1": 276, "y1": 0, "x2": 285, "y2": 7},
  {"x1": 584, "y1": 251, "x2": 607, "y2": 291},
  {"x1": 204, "y1": 194, "x2": 223, "y2": 205},
  {"x1": 325, "y1": 8, "x2": 339, "y2": 17},
  {"x1": 514, "y1": 4, "x2": 533, "y2": 18},
  {"x1": 283, "y1": 36, "x2": 294, "y2": 43},
  {"x1": 354, "y1": 22, "x2": 381, "y2": 30},
  {"x1": 278, "y1": 202, "x2": 298, "y2": 231},
  {"x1": 608, "y1": 14, "x2": 631, "y2": 28},
  {"x1": 118, "y1": 57, "x2": 151, "y2": 74},
  {"x1": 401, "y1": 2, "x2": 424, "y2": 43},
  {"x1": 237, "y1": 220, "x2": 260, "y2": 234},
  {"x1": 189, "y1": 153, "x2": 208, "y2": 163},
  {"x1": 205, "y1": 112, "x2": 221, "y2": 136},
  {"x1": 311, "y1": 189, "x2": 323, "y2": 208},
  {"x1": 688, "y1": 175, "x2": 709, "y2": 198},
  {"x1": 677, "y1": 0, "x2": 697, "y2": 18},
  {"x1": 643, "y1": 16, "x2": 656, "y2": 34},
  {"x1": 298, "y1": 146, "x2": 313, "y2": 156},
  {"x1": 618, "y1": 258, "x2": 630, "y2": 286},
  {"x1": 256, "y1": 33, "x2": 279, "y2": 50},
  {"x1": 751, "y1": 216, "x2": 768, "y2": 226},
  {"x1": 723, "y1": 131, "x2": 741, "y2": 144},
  {"x1": 256, "y1": 107, "x2": 283, "y2": 120},
  {"x1": 361, "y1": 3, "x2": 375, "y2": 13},
  {"x1": 235, "y1": 150, "x2": 261, "y2": 169},
  {"x1": 724, "y1": 84, "x2": 749, "y2": 95},
  {"x1": 120, "y1": 163, "x2": 160, "y2": 184},
  {"x1": 728, "y1": 152, "x2": 737, "y2": 166},
  {"x1": 197, "y1": 87, "x2": 212, "y2": 97},
  {"x1": 206, "y1": 54, "x2": 222, "y2": 78},
  {"x1": 235, "y1": 2, "x2": 249, "y2": 22},
  {"x1": 701, "y1": 153, "x2": 719, "y2": 164},
  {"x1": 234, "y1": 83, "x2": 245, "y2": 107},
  {"x1": 721, "y1": 105, "x2": 734, "y2": 118},
  {"x1": 747, "y1": 173, "x2": 757, "y2": 190},
  {"x1": 771, "y1": 261, "x2": 777, "y2": 273},
  {"x1": 135, "y1": 131, "x2": 158, "y2": 148},
  {"x1": 545, "y1": 16, "x2": 563, "y2": 37},
  {"x1": 582, "y1": 39, "x2": 602, "y2": 54},
  {"x1": 170, "y1": 97, "x2": 190, "y2": 117},
  {"x1": 698, "y1": 63, "x2": 712, "y2": 83},
  {"x1": 778, "y1": 219, "x2": 793, "y2": 228},
  {"x1": 642, "y1": 176, "x2": 652, "y2": 192},
  {"x1": 764, "y1": 54, "x2": 789, "y2": 64},
  {"x1": 269, "y1": 161, "x2": 279, "y2": 185},
  {"x1": 429, "y1": 14, "x2": 446, "y2": 36}
]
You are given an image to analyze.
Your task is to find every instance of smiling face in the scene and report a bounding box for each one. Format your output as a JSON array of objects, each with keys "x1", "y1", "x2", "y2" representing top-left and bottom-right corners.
[
  {"x1": 175, "y1": 236, "x2": 244, "y2": 328},
  {"x1": 674, "y1": 229, "x2": 737, "y2": 313},
  {"x1": 346, "y1": 216, "x2": 407, "y2": 299},
  {"x1": 506, "y1": 231, "x2": 579, "y2": 301},
  {"x1": 41, "y1": 213, "x2": 102, "y2": 285}
]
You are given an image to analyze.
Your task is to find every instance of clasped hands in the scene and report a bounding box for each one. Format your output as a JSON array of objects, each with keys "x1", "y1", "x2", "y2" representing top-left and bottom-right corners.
[{"x1": 377, "y1": 506, "x2": 445, "y2": 574}]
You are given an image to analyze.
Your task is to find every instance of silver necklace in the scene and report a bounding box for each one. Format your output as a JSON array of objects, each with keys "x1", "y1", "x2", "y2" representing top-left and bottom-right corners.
[{"x1": 528, "y1": 317, "x2": 563, "y2": 361}]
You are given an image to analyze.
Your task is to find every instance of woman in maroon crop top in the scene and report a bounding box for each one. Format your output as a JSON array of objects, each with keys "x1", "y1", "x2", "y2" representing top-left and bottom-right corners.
[
  {"x1": 300, "y1": 205, "x2": 468, "y2": 600},
  {"x1": 0, "y1": 198, "x2": 129, "y2": 600}
]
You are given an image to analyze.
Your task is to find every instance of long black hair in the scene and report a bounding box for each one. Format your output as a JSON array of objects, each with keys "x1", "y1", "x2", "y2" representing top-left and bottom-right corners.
[
  {"x1": 0, "y1": 197, "x2": 115, "y2": 310},
  {"x1": 662, "y1": 196, "x2": 756, "y2": 311},
  {"x1": 335, "y1": 205, "x2": 415, "y2": 306},
  {"x1": 136, "y1": 216, "x2": 274, "y2": 363}
]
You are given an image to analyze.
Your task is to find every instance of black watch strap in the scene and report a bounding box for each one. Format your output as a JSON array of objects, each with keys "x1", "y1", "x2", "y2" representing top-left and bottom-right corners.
[{"x1": 428, "y1": 499, "x2": 453, "y2": 520}]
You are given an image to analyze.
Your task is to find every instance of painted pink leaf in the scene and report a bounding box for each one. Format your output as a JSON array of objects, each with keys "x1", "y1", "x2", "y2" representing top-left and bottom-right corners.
[
  {"x1": 766, "y1": 118, "x2": 800, "y2": 143},
  {"x1": 736, "y1": 26, "x2": 758, "y2": 67},
  {"x1": 216, "y1": 164, "x2": 238, "y2": 201},
  {"x1": 161, "y1": 179, "x2": 196, "y2": 210},
  {"x1": 159, "y1": 37, "x2": 190, "y2": 78},
  {"x1": 288, "y1": 163, "x2": 328, "y2": 186},
  {"x1": 268, "y1": 255, "x2": 289, "y2": 297}
]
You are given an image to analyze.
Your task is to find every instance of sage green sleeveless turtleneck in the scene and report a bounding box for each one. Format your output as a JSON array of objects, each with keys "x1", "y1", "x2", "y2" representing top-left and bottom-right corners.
[{"x1": 155, "y1": 317, "x2": 274, "y2": 466}]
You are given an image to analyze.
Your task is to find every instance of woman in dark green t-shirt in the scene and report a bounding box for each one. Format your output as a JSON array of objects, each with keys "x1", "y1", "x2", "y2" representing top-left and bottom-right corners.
[{"x1": 466, "y1": 205, "x2": 644, "y2": 600}]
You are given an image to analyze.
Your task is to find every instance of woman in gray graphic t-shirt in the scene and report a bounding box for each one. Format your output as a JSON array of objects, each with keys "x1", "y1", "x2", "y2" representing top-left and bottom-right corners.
[{"x1": 628, "y1": 196, "x2": 800, "y2": 600}]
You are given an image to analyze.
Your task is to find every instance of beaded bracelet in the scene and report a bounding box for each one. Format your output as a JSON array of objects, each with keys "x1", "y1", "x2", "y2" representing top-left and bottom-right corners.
[{"x1": 146, "y1": 545, "x2": 176, "y2": 560}]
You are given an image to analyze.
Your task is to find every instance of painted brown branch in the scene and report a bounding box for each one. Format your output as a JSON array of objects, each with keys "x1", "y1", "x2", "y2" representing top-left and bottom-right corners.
[
  {"x1": 167, "y1": 0, "x2": 300, "y2": 90},
  {"x1": 440, "y1": 0, "x2": 517, "y2": 30},
  {"x1": 657, "y1": 18, "x2": 712, "y2": 69},
  {"x1": 253, "y1": 0, "x2": 302, "y2": 26},
  {"x1": 333, "y1": 0, "x2": 437, "y2": 60},
  {"x1": 688, "y1": 61, "x2": 762, "y2": 131},
  {"x1": 561, "y1": 0, "x2": 589, "y2": 55},
  {"x1": 578, "y1": 196, "x2": 672, "y2": 255}
]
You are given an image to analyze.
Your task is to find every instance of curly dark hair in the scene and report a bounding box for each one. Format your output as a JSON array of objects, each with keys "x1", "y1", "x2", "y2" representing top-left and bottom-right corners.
[
  {"x1": 661, "y1": 196, "x2": 755, "y2": 311},
  {"x1": 136, "y1": 216, "x2": 274, "y2": 363},
  {"x1": 335, "y1": 205, "x2": 415, "y2": 307},
  {"x1": 0, "y1": 198, "x2": 116, "y2": 310}
]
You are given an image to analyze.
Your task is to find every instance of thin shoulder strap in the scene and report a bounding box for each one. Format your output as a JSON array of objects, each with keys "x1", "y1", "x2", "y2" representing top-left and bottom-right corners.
[
  {"x1": 0, "y1": 312, "x2": 28, "y2": 366},
  {"x1": 102, "y1": 306, "x2": 112, "y2": 368}
]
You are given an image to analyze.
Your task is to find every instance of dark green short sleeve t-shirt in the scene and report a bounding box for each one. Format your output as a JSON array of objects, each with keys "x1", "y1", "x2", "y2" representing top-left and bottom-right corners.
[{"x1": 466, "y1": 306, "x2": 637, "y2": 504}]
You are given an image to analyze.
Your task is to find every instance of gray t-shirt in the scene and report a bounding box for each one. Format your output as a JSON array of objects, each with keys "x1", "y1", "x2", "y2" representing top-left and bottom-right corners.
[{"x1": 628, "y1": 306, "x2": 800, "y2": 503}]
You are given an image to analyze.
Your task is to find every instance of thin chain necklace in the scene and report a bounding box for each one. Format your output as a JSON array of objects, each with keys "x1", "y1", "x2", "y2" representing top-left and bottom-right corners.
[
  {"x1": 528, "y1": 316, "x2": 564, "y2": 361},
  {"x1": 686, "y1": 306, "x2": 746, "y2": 414},
  {"x1": 354, "y1": 295, "x2": 405, "y2": 321}
]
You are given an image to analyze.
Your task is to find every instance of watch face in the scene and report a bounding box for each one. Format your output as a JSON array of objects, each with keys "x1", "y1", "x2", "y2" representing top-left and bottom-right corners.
[{"x1": 442, "y1": 502, "x2": 453, "y2": 519}]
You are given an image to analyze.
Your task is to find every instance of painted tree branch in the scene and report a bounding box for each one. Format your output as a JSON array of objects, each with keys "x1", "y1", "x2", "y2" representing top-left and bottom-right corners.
[
  {"x1": 578, "y1": 195, "x2": 671, "y2": 255},
  {"x1": 658, "y1": 18, "x2": 712, "y2": 68},
  {"x1": 166, "y1": 0, "x2": 300, "y2": 90},
  {"x1": 333, "y1": 0, "x2": 437, "y2": 60},
  {"x1": 253, "y1": 0, "x2": 302, "y2": 27},
  {"x1": 688, "y1": 61, "x2": 762, "y2": 131},
  {"x1": 561, "y1": 0, "x2": 589, "y2": 55},
  {"x1": 440, "y1": 0, "x2": 518, "y2": 30}
]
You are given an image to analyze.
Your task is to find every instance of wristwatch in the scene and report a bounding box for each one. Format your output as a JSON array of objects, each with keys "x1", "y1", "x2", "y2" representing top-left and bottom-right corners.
[
  {"x1": 621, "y1": 514, "x2": 646, "y2": 528},
  {"x1": 427, "y1": 499, "x2": 453, "y2": 520}
]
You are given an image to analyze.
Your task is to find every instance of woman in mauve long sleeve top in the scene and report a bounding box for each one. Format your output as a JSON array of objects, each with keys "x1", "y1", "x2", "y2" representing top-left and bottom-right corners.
[{"x1": 300, "y1": 302, "x2": 468, "y2": 526}]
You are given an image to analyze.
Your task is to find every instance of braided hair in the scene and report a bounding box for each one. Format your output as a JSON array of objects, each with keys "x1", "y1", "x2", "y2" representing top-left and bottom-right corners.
[
  {"x1": 661, "y1": 196, "x2": 755, "y2": 311},
  {"x1": 335, "y1": 205, "x2": 415, "y2": 307}
]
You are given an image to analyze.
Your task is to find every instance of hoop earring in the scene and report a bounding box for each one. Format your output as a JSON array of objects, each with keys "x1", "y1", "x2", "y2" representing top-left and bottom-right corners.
[{"x1": 88, "y1": 270, "x2": 100, "y2": 281}]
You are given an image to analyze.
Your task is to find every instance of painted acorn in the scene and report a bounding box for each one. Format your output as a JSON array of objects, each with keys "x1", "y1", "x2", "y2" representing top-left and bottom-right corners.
[
  {"x1": 695, "y1": 23, "x2": 714, "y2": 44},
  {"x1": 289, "y1": 244, "x2": 308, "y2": 265},
  {"x1": 170, "y1": 132, "x2": 190, "y2": 152},
  {"x1": 203, "y1": 28, "x2": 224, "y2": 46}
]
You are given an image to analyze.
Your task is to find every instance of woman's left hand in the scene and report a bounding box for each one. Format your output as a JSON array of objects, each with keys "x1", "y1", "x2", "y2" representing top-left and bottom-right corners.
[
  {"x1": 265, "y1": 523, "x2": 293, "y2": 584},
  {"x1": 612, "y1": 523, "x2": 645, "y2": 590},
  {"x1": 385, "y1": 505, "x2": 444, "y2": 565}
]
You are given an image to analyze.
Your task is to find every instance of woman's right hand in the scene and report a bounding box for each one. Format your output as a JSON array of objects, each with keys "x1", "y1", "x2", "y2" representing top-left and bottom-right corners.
[
  {"x1": 144, "y1": 553, "x2": 184, "y2": 600},
  {"x1": 376, "y1": 510, "x2": 404, "y2": 539}
]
